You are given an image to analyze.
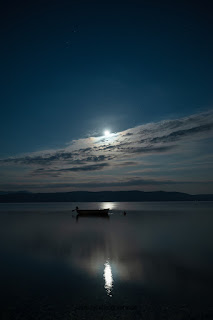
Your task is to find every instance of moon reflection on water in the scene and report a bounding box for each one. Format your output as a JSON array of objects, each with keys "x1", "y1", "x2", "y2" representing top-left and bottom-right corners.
[{"x1": 104, "y1": 260, "x2": 113, "y2": 297}]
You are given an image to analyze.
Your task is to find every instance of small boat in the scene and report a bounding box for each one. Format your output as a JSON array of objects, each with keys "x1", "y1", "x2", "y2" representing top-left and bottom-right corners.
[{"x1": 76, "y1": 208, "x2": 109, "y2": 216}]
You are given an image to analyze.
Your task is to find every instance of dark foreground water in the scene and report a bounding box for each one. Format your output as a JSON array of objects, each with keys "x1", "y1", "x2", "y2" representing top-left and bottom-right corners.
[{"x1": 0, "y1": 202, "x2": 213, "y2": 319}]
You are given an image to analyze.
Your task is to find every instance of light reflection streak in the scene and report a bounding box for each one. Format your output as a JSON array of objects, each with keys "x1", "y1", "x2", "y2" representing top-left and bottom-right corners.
[
  {"x1": 104, "y1": 260, "x2": 113, "y2": 297},
  {"x1": 100, "y1": 202, "x2": 117, "y2": 210}
]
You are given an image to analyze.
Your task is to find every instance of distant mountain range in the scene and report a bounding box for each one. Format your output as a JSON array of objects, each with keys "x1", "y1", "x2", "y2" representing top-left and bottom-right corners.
[{"x1": 0, "y1": 190, "x2": 213, "y2": 202}]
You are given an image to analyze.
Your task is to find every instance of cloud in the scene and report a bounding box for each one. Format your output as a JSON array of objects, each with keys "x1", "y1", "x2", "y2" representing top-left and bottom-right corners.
[
  {"x1": 31, "y1": 163, "x2": 109, "y2": 177},
  {"x1": 1, "y1": 178, "x2": 212, "y2": 192},
  {"x1": 0, "y1": 152, "x2": 74, "y2": 165},
  {"x1": 116, "y1": 161, "x2": 139, "y2": 167},
  {"x1": 61, "y1": 163, "x2": 109, "y2": 171},
  {"x1": 66, "y1": 178, "x2": 190, "y2": 188},
  {"x1": 0, "y1": 110, "x2": 213, "y2": 180},
  {"x1": 0, "y1": 153, "x2": 112, "y2": 167},
  {"x1": 119, "y1": 145, "x2": 175, "y2": 154},
  {"x1": 140, "y1": 123, "x2": 213, "y2": 144},
  {"x1": 123, "y1": 132, "x2": 133, "y2": 136}
]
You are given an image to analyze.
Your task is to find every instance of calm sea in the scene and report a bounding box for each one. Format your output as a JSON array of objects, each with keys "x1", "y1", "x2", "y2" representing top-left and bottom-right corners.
[{"x1": 0, "y1": 202, "x2": 213, "y2": 319}]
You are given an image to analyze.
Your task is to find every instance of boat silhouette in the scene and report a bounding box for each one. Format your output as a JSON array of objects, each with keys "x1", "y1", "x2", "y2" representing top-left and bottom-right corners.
[{"x1": 73, "y1": 206, "x2": 110, "y2": 220}]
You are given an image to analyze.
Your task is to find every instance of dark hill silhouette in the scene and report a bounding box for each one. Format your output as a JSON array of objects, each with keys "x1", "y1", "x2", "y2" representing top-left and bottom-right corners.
[{"x1": 0, "y1": 190, "x2": 212, "y2": 202}]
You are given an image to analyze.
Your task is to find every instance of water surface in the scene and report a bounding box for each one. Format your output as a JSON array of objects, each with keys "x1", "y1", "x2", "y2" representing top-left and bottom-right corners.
[{"x1": 0, "y1": 202, "x2": 213, "y2": 319}]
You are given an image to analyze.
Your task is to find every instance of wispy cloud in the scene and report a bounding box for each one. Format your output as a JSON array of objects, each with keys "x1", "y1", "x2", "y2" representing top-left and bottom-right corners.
[
  {"x1": 0, "y1": 110, "x2": 213, "y2": 192},
  {"x1": 0, "y1": 178, "x2": 212, "y2": 193},
  {"x1": 31, "y1": 163, "x2": 110, "y2": 177},
  {"x1": 1, "y1": 110, "x2": 212, "y2": 166},
  {"x1": 140, "y1": 123, "x2": 213, "y2": 144}
]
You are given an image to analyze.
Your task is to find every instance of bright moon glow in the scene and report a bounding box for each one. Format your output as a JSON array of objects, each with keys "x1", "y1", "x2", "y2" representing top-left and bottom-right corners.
[
  {"x1": 104, "y1": 260, "x2": 113, "y2": 297},
  {"x1": 104, "y1": 130, "x2": 110, "y2": 136}
]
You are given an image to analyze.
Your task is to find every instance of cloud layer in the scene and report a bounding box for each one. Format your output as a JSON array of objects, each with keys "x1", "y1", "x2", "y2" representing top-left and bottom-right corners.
[{"x1": 0, "y1": 110, "x2": 213, "y2": 192}]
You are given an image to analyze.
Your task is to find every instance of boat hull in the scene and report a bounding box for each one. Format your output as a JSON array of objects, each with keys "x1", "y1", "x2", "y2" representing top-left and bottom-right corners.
[{"x1": 76, "y1": 209, "x2": 109, "y2": 216}]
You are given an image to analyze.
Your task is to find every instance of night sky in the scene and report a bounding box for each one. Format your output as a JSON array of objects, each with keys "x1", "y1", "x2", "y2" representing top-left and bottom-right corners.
[{"x1": 1, "y1": 0, "x2": 213, "y2": 193}]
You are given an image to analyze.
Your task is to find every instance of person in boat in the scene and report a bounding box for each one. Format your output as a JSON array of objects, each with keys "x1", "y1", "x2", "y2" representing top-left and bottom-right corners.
[{"x1": 76, "y1": 206, "x2": 79, "y2": 211}]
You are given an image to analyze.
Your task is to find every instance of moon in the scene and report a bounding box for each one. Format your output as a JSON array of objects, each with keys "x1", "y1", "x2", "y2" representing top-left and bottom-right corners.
[{"x1": 104, "y1": 130, "x2": 110, "y2": 137}]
